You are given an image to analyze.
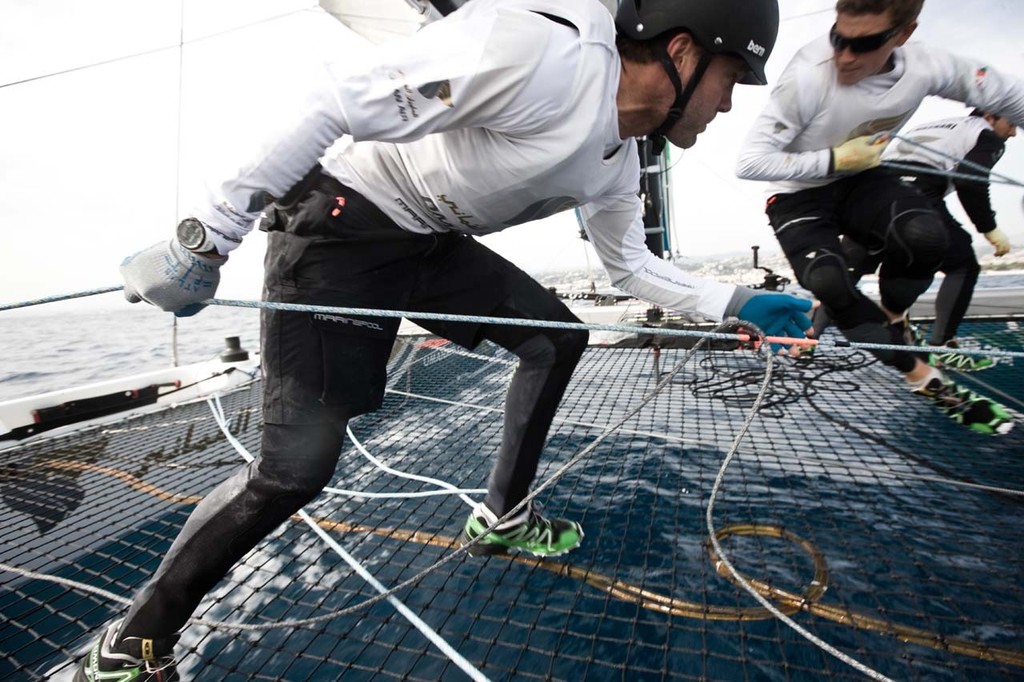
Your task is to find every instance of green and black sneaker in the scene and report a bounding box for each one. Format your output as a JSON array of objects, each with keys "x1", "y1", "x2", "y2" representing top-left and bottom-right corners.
[
  {"x1": 74, "y1": 619, "x2": 179, "y2": 682},
  {"x1": 461, "y1": 505, "x2": 583, "y2": 557},
  {"x1": 928, "y1": 339, "x2": 996, "y2": 372},
  {"x1": 913, "y1": 375, "x2": 1014, "y2": 435}
]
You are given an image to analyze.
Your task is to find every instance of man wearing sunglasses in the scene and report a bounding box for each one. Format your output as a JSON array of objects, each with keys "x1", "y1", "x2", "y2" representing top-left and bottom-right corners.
[{"x1": 736, "y1": 0, "x2": 1023, "y2": 435}]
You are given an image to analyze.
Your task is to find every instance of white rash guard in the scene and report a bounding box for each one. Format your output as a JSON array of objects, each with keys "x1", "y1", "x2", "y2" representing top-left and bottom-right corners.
[
  {"x1": 191, "y1": 0, "x2": 735, "y2": 321},
  {"x1": 883, "y1": 114, "x2": 1006, "y2": 233},
  {"x1": 735, "y1": 35, "x2": 1024, "y2": 197},
  {"x1": 882, "y1": 114, "x2": 992, "y2": 176}
]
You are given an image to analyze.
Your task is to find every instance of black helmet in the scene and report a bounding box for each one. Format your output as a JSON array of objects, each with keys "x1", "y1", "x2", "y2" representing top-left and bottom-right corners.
[{"x1": 615, "y1": 0, "x2": 780, "y2": 85}]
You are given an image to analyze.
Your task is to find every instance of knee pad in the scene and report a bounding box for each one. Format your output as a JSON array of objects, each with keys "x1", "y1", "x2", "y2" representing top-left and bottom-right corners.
[
  {"x1": 800, "y1": 251, "x2": 859, "y2": 312},
  {"x1": 888, "y1": 210, "x2": 948, "y2": 272}
]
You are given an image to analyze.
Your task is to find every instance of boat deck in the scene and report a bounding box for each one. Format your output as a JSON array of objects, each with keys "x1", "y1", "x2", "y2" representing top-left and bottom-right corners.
[{"x1": 2, "y1": 318, "x2": 1023, "y2": 681}]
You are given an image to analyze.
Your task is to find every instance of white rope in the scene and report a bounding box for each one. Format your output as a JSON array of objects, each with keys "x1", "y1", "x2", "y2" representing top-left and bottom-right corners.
[
  {"x1": 384, "y1": 387, "x2": 712, "y2": 448},
  {"x1": 704, "y1": 356, "x2": 893, "y2": 682},
  {"x1": 0, "y1": 563, "x2": 132, "y2": 606},
  {"x1": 321, "y1": 486, "x2": 485, "y2": 500},
  {"x1": 204, "y1": 396, "x2": 491, "y2": 682},
  {"x1": 410, "y1": 342, "x2": 517, "y2": 367},
  {"x1": 344, "y1": 427, "x2": 481, "y2": 507},
  {"x1": 288, "y1": 507, "x2": 490, "y2": 682}
]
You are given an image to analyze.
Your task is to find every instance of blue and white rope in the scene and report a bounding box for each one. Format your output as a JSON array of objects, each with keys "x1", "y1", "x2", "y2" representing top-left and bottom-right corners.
[
  {"x1": 209, "y1": 297, "x2": 1024, "y2": 359},
  {"x1": 2, "y1": 287, "x2": 1023, "y2": 360}
]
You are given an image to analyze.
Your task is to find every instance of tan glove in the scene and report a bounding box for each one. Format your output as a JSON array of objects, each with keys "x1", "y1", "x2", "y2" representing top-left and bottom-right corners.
[
  {"x1": 831, "y1": 134, "x2": 888, "y2": 173},
  {"x1": 984, "y1": 227, "x2": 1011, "y2": 256}
]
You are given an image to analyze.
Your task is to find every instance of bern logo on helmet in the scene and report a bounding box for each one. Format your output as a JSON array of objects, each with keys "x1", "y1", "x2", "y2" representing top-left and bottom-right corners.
[{"x1": 747, "y1": 40, "x2": 766, "y2": 57}]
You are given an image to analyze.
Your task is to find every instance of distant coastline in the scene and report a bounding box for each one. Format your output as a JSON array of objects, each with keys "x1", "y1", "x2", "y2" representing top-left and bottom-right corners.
[{"x1": 534, "y1": 249, "x2": 1024, "y2": 292}]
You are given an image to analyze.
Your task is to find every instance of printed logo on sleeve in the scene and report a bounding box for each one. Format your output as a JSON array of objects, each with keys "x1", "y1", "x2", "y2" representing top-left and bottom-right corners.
[
  {"x1": 418, "y1": 80, "x2": 454, "y2": 108},
  {"x1": 388, "y1": 70, "x2": 420, "y2": 122},
  {"x1": 388, "y1": 72, "x2": 455, "y2": 120}
]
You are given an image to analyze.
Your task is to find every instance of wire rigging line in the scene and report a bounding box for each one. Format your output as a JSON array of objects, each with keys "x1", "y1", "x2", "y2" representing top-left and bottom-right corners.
[
  {"x1": 881, "y1": 161, "x2": 1024, "y2": 188},
  {"x1": 173, "y1": 0, "x2": 187, "y2": 226},
  {"x1": 0, "y1": 44, "x2": 183, "y2": 91},
  {"x1": 0, "y1": 5, "x2": 317, "y2": 91},
  {"x1": 0, "y1": 286, "x2": 123, "y2": 312},
  {"x1": 884, "y1": 131, "x2": 1024, "y2": 188}
]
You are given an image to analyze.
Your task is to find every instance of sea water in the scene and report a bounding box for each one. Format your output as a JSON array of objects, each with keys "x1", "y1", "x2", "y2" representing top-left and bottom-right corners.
[{"x1": 0, "y1": 304, "x2": 262, "y2": 403}]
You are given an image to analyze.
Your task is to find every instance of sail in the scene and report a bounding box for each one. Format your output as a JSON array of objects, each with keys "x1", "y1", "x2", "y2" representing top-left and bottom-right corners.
[{"x1": 318, "y1": 0, "x2": 461, "y2": 43}]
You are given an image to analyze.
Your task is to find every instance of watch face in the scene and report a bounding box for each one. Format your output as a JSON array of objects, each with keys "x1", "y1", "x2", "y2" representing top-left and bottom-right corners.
[{"x1": 176, "y1": 218, "x2": 206, "y2": 250}]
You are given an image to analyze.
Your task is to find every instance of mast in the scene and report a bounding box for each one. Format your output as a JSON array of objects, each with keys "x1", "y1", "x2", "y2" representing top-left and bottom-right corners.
[{"x1": 637, "y1": 137, "x2": 673, "y2": 259}]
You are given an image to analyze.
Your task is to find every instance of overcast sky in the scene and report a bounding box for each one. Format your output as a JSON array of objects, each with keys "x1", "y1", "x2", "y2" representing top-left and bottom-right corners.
[{"x1": 1, "y1": 0, "x2": 1022, "y2": 309}]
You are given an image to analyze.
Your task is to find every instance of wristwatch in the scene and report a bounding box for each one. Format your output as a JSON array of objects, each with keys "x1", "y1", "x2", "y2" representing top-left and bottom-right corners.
[{"x1": 176, "y1": 218, "x2": 219, "y2": 255}]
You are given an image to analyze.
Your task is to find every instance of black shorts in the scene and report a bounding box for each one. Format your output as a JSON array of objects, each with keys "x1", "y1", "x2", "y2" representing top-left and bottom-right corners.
[
  {"x1": 260, "y1": 173, "x2": 568, "y2": 424},
  {"x1": 766, "y1": 168, "x2": 935, "y2": 279}
]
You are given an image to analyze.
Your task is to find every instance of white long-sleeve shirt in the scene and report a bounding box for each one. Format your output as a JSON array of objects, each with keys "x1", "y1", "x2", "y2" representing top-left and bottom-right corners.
[
  {"x1": 735, "y1": 36, "x2": 1024, "y2": 197},
  {"x1": 883, "y1": 115, "x2": 994, "y2": 174},
  {"x1": 193, "y1": 0, "x2": 736, "y2": 321},
  {"x1": 883, "y1": 114, "x2": 1006, "y2": 233}
]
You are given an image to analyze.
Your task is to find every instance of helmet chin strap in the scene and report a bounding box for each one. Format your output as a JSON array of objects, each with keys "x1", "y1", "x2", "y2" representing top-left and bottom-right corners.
[{"x1": 649, "y1": 51, "x2": 713, "y2": 155}]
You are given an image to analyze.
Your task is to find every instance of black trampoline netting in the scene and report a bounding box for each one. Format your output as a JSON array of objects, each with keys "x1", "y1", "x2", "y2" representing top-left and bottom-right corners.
[{"x1": 1, "y1": 318, "x2": 1022, "y2": 681}]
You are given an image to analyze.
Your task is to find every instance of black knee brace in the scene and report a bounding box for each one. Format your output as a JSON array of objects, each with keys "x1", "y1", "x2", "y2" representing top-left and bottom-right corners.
[
  {"x1": 887, "y1": 209, "x2": 948, "y2": 274},
  {"x1": 877, "y1": 209, "x2": 947, "y2": 313},
  {"x1": 799, "y1": 249, "x2": 919, "y2": 372},
  {"x1": 799, "y1": 250, "x2": 859, "y2": 312}
]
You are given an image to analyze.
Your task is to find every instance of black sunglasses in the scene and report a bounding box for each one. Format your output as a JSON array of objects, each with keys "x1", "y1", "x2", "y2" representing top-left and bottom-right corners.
[{"x1": 829, "y1": 23, "x2": 902, "y2": 54}]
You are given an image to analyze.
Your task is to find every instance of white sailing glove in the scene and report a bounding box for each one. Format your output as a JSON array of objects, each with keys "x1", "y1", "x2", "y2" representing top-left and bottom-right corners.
[
  {"x1": 120, "y1": 239, "x2": 225, "y2": 317},
  {"x1": 983, "y1": 227, "x2": 1010, "y2": 257},
  {"x1": 831, "y1": 134, "x2": 888, "y2": 174}
]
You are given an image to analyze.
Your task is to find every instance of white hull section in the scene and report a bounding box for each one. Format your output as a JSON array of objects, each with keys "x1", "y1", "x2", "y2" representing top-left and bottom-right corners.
[{"x1": 0, "y1": 357, "x2": 260, "y2": 444}]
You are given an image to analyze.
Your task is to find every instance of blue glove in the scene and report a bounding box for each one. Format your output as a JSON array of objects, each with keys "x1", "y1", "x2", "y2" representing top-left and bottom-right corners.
[
  {"x1": 723, "y1": 287, "x2": 814, "y2": 352},
  {"x1": 121, "y1": 239, "x2": 225, "y2": 317}
]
